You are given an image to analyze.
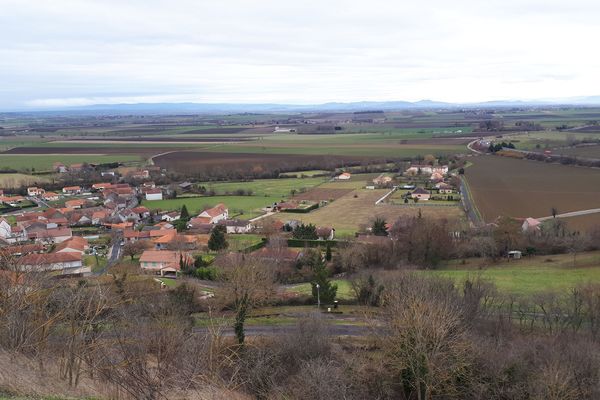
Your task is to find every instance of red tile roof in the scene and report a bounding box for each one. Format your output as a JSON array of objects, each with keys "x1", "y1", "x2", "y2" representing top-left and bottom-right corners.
[{"x1": 19, "y1": 252, "x2": 81, "y2": 266}]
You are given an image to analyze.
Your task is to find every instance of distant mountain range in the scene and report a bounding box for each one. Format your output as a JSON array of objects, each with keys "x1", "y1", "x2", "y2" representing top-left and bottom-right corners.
[{"x1": 7, "y1": 96, "x2": 600, "y2": 114}]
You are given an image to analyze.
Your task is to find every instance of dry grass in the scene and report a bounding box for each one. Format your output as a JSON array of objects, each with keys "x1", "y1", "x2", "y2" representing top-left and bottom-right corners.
[
  {"x1": 277, "y1": 188, "x2": 464, "y2": 235},
  {"x1": 0, "y1": 350, "x2": 103, "y2": 399}
]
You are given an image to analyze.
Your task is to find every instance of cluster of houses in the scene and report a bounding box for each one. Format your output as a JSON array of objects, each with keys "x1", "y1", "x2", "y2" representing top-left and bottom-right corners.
[
  {"x1": 401, "y1": 164, "x2": 456, "y2": 201},
  {"x1": 0, "y1": 163, "x2": 342, "y2": 278}
]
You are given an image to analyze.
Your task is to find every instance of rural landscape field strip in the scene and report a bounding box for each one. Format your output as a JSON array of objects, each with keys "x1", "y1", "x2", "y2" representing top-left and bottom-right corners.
[{"x1": 465, "y1": 155, "x2": 600, "y2": 223}]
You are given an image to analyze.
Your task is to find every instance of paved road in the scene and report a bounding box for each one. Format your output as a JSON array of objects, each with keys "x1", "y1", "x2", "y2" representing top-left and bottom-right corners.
[
  {"x1": 249, "y1": 211, "x2": 275, "y2": 222},
  {"x1": 27, "y1": 196, "x2": 50, "y2": 208},
  {"x1": 193, "y1": 324, "x2": 374, "y2": 337},
  {"x1": 93, "y1": 234, "x2": 122, "y2": 276},
  {"x1": 467, "y1": 139, "x2": 485, "y2": 154},
  {"x1": 538, "y1": 208, "x2": 600, "y2": 222}
]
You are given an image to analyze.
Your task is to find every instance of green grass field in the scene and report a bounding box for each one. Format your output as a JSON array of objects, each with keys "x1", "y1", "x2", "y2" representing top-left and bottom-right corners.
[
  {"x1": 424, "y1": 251, "x2": 600, "y2": 295},
  {"x1": 0, "y1": 154, "x2": 142, "y2": 172},
  {"x1": 197, "y1": 176, "x2": 328, "y2": 197},
  {"x1": 143, "y1": 195, "x2": 280, "y2": 218},
  {"x1": 226, "y1": 234, "x2": 264, "y2": 251},
  {"x1": 286, "y1": 279, "x2": 354, "y2": 300}
]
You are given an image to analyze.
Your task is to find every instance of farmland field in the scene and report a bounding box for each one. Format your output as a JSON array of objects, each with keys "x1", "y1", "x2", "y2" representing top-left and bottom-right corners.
[
  {"x1": 465, "y1": 155, "x2": 600, "y2": 224},
  {"x1": 550, "y1": 145, "x2": 600, "y2": 159},
  {"x1": 0, "y1": 154, "x2": 142, "y2": 171},
  {"x1": 561, "y1": 213, "x2": 600, "y2": 232},
  {"x1": 291, "y1": 188, "x2": 353, "y2": 201},
  {"x1": 142, "y1": 195, "x2": 280, "y2": 218},
  {"x1": 276, "y1": 188, "x2": 465, "y2": 236},
  {"x1": 196, "y1": 176, "x2": 328, "y2": 197},
  {"x1": 153, "y1": 151, "x2": 373, "y2": 177}
]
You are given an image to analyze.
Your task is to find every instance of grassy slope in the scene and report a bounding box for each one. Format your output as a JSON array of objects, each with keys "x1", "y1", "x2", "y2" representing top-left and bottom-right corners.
[{"x1": 424, "y1": 251, "x2": 600, "y2": 295}]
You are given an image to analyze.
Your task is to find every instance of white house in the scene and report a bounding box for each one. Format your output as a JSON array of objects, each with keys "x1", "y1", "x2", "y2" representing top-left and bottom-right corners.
[
  {"x1": 144, "y1": 188, "x2": 163, "y2": 201},
  {"x1": 0, "y1": 218, "x2": 11, "y2": 239},
  {"x1": 336, "y1": 172, "x2": 351, "y2": 180},
  {"x1": 218, "y1": 219, "x2": 252, "y2": 234},
  {"x1": 161, "y1": 211, "x2": 180, "y2": 222},
  {"x1": 27, "y1": 187, "x2": 45, "y2": 196},
  {"x1": 405, "y1": 165, "x2": 449, "y2": 177}
]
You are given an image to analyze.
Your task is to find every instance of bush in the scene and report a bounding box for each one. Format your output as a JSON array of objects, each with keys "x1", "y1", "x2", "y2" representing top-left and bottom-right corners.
[{"x1": 193, "y1": 266, "x2": 219, "y2": 281}]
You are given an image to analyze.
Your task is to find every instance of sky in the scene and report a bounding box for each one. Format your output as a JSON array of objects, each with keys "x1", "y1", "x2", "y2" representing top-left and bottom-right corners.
[{"x1": 1, "y1": 0, "x2": 600, "y2": 110}]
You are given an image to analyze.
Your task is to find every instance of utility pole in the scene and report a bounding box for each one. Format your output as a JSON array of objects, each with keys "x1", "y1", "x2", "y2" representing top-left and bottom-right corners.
[{"x1": 316, "y1": 283, "x2": 320, "y2": 309}]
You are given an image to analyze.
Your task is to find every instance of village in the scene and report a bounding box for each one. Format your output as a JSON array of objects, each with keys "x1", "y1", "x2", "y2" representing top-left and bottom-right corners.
[{"x1": 0, "y1": 158, "x2": 462, "y2": 281}]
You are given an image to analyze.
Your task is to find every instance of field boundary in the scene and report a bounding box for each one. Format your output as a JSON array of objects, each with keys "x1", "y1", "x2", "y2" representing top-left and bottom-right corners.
[{"x1": 460, "y1": 177, "x2": 483, "y2": 225}]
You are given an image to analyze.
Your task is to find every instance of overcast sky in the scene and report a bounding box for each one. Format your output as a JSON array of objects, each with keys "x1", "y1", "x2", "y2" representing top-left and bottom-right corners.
[{"x1": 1, "y1": 0, "x2": 599, "y2": 110}]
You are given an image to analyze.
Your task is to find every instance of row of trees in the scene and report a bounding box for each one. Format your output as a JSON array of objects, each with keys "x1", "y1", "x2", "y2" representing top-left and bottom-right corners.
[{"x1": 4, "y1": 264, "x2": 600, "y2": 399}]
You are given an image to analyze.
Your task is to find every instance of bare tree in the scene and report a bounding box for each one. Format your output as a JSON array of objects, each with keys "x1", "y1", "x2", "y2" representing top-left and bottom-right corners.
[{"x1": 217, "y1": 253, "x2": 275, "y2": 345}]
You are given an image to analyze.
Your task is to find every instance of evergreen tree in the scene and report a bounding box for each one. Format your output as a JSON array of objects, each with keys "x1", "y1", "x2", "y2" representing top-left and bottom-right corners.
[
  {"x1": 310, "y1": 257, "x2": 337, "y2": 305},
  {"x1": 325, "y1": 244, "x2": 332, "y2": 261},
  {"x1": 372, "y1": 217, "x2": 388, "y2": 236},
  {"x1": 292, "y1": 223, "x2": 318, "y2": 240},
  {"x1": 173, "y1": 219, "x2": 188, "y2": 232},
  {"x1": 208, "y1": 224, "x2": 228, "y2": 251},
  {"x1": 180, "y1": 204, "x2": 190, "y2": 221}
]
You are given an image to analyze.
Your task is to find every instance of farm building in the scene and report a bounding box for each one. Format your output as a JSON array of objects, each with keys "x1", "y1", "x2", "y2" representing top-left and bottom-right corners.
[
  {"x1": 336, "y1": 172, "x2": 352, "y2": 180},
  {"x1": 410, "y1": 188, "x2": 431, "y2": 201}
]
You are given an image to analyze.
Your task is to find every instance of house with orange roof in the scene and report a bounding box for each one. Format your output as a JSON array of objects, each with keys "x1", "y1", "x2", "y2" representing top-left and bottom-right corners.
[
  {"x1": 152, "y1": 231, "x2": 205, "y2": 250},
  {"x1": 91, "y1": 210, "x2": 110, "y2": 225},
  {"x1": 65, "y1": 199, "x2": 87, "y2": 209},
  {"x1": 18, "y1": 252, "x2": 88, "y2": 276},
  {"x1": 105, "y1": 222, "x2": 134, "y2": 231},
  {"x1": 92, "y1": 182, "x2": 111, "y2": 191},
  {"x1": 30, "y1": 227, "x2": 72, "y2": 244},
  {"x1": 54, "y1": 236, "x2": 89, "y2": 254},
  {"x1": 42, "y1": 192, "x2": 60, "y2": 201},
  {"x1": 195, "y1": 203, "x2": 228, "y2": 224},
  {"x1": 336, "y1": 172, "x2": 351, "y2": 180},
  {"x1": 0, "y1": 195, "x2": 25, "y2": 206},
  {"x1": 139, "y1": 250, "x2": 193, "y2": 277}
]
